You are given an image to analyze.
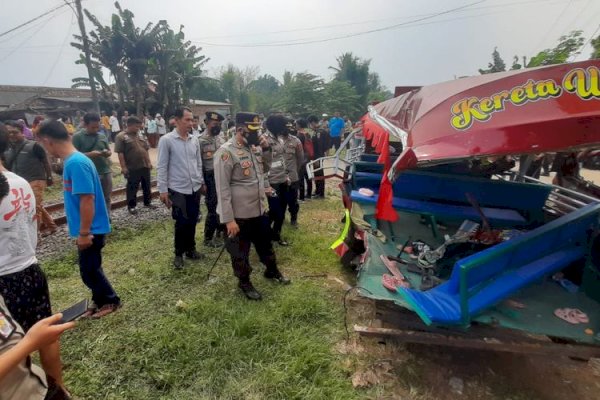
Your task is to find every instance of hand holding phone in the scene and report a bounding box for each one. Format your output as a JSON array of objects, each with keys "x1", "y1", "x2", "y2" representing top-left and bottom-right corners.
[{"x1": 57, "y1": 300, "x2": 88, "y2": 324}]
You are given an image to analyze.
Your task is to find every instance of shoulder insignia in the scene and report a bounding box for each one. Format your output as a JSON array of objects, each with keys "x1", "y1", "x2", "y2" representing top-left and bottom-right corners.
[{"x1": 221, "y1": 151, "x2": 230, "y2": 161}]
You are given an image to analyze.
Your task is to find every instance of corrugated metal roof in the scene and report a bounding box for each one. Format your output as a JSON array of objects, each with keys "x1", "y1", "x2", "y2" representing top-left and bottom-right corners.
[
  {"x1": 0, "y1": 85, "x2": 92, "y2": 108},
  {"x1": 190, "y1": 99, "x2": 232, "y2": 106}
]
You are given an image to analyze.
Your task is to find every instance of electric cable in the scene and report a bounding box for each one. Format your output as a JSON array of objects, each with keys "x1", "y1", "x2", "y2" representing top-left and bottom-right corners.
[
  {"x1": 193, "y1": 0, "x2": 486, "y2": 48},
  {"x1": 0, "y1": 1, "x2": 72, "y2": 38}
]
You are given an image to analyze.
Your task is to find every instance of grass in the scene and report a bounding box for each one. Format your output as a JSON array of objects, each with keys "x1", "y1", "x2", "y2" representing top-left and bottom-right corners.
[{"x1": 43, "y1": 194, "x2": 363, "y2": 399}]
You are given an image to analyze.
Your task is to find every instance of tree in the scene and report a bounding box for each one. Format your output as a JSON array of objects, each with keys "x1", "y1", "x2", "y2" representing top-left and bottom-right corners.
[
  {"x1": 71, "y1": 2, "x2": 208, "y2": 116},
  {"x1": 591, "y1": 34, "x2": 600, "y2": 59},
  {"x1": 113, "y1": 2, "x2": 166, "y2": 116},
  {"x1": 527, "y1": 30, "x2": 584, "y2": 67},
  {"x1": 330, "y1": 52, "x2": 371, "y2": 108},
  {"x1": 322, "y1": 80, "x2": 361, "y2": 117},
  {"x1": 277, "y1": 72, "x2": 323, "y2": 116},
  {"x1": 510, "y1": 55, "x2": 524, "y2": 70},
  {"x1": 149, "y1": 24, "x2": 208, "y2": 115},
  {"x1": 215, "y1": 65, "x2": 259, "y2": 113},
  {"x1": 71, "y1": 8, "x2": 129, "y2": 106},
  {"x1": 248, "y1": 74, "x2": 281, "y2": 114},
  {"x1": 479, "y1": 47, "x2": 506, "y2": 74},
  {"x1": 190, "y1": 77, "x2": 227, "y2": 103}
]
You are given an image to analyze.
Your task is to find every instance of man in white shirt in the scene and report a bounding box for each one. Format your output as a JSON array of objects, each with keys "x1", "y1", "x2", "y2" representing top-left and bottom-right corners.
[
  {"x1": 146, "y1": 114, "x2": 158, "y2": 148},
  {"x1": 157, "y1": 107, "x2": 206, "y2": 269},
  {"x1": 0, "y1": 122, "x2": 67, "y2": 393},
  {"x1": 156, "y1": 113, "x2": 167, "y2": 142},
  {"x1": 109, "y1": 110, "x2": 120, "y2": 143}
]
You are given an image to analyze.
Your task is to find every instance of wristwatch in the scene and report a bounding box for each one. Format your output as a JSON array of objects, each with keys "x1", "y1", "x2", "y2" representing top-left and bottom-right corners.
[{"x1": 79, "y1": 232, "x2": 92, "y2": 237}]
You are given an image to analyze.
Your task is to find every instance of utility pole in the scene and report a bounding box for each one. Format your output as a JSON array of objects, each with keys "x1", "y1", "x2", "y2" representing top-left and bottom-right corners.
[{"x1": 74, "y1": 0, "x2": 100, "y2": 113}]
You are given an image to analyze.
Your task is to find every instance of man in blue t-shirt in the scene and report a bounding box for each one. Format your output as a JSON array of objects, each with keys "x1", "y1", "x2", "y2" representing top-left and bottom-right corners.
[
  {"x1": 328, "y1": 111, "x2": 345, "y2": 152},
  {"x1": 38, "y1": 121, "x2": 121, "y2": 319}
]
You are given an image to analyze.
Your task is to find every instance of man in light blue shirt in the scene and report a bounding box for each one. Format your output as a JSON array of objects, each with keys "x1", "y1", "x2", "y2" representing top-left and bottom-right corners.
[
  {"x1": 328, "y1": 111, "x2": 345, "y2": 151},
  {"x1": 157, "y1": 107, "x2": 206, "y2": 269},
  {"x1": 38, "y1": 120, "x2": 120, "y2": 319}
]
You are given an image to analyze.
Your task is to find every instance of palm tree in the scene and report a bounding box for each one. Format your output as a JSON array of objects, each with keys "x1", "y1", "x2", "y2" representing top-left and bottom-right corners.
[{"x1": 114, "y1": 2, "x2": 165, "y2": 116}]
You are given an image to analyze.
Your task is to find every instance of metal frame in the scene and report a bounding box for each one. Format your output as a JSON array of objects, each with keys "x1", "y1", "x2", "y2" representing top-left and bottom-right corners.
[
  {"x1": 306, "y1": 128, "x2": 364, "y2": 181},
  {"x1": 500, "y1": 172, "x2": 600, "y2": 215}
]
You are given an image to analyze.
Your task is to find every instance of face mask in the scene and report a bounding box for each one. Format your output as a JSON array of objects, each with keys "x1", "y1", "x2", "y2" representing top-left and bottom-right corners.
[
  {"x1": 245, "y1": 131, "x2": 260, "y2": 146},
  {"x1": 210, "y1": 126, "x2": 220, "y2": 135}
]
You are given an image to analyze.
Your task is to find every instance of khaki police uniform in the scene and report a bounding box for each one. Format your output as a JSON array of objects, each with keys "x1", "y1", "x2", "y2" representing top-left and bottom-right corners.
[
  {"x1": 214, "y1": 137, "x2": 278, "y2": 282},
  {"x1": 263, "y1": 132, "x2": 289, "y2": 241},
  {"x1": 0, "y1": 296, "x2": 48, "y2": 400},
  {"x1": 199, "y1": 129, "x2": 226, "y2": 243},
  {"x1": 280, "y1": 134, "x2": 304, "y2": 224}
]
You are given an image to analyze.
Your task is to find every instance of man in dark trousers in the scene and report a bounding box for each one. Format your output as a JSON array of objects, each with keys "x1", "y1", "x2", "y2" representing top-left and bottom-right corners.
[
  {"x1": 264, "y1": 115, "x2": 290, "y2": 246},
  {"x1": 214, "y1": 112, "x2": 290, "y2": 300},
  {"x1": 157, "y1": 107, "x2": 206, "y2": 269},
  {"x1": 73, "y1": 113, "x2": 113, "y2": 215},
  {"x1": 3, "y1": 120, "x2": 57, "y2": 235},
  {"x1": 199, "y1": 111, "x2": 226, "y2": 247},
  {"x1": 38, "y1": 120, "x2": 121, "y2": 319},
  {"x1": 115, "y1": 116, "x2": 154, "y2": 214},
  {"x1": 282, "y1": 118, "x2": 304, "y2": 226},
  {"x1": 308, "y1": 115, "x2": 328, "y2": 198}
]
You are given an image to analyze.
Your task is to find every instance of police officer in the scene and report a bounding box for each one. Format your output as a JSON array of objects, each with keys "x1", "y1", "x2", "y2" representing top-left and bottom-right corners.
[
  {"x1": 199, "y1": 111, "x2": 226, "y2": 247},
  {"x1": 214, "y1": 112, "x2": 290, "y2": 300},
  {"x1": 281, "y1": 118, "x2": 304, "y2": 226},
  {"x1": 264, "y1": 115, "x2": 290, "y2": 246}
]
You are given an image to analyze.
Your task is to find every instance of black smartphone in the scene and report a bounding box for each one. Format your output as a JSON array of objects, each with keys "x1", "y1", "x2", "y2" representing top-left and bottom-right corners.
[{"x1": 58, "y1": 300, "x2": 88, "y2": 324}]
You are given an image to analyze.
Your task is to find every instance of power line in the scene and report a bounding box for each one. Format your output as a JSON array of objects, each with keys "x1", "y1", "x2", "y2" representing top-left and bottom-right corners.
[
  {"x1": 574, "y1": 22, "x2": 600, "y2": 60},
  {"x1": 529, "y1": 0, "x2": 574, "y2": 55},
  {"x1": 0, "y1": 8, "x2": 68, "y2": 62},
  {"x1": 193, "y1": 0, "x2": 486, "y2": 48},
  {"x1": 192, "y1": 0, "x2": 574, "y2": 41},
  {"x1": 43, "y1": 12, "x2": 75, "y2": 85},
  {"x1": 0, "y1": 1, "x2": 71, "y2": 38}
]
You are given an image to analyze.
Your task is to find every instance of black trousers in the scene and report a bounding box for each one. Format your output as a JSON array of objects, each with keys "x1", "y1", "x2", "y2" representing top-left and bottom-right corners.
[
  {"x1": 203, "y1": 170, "x2": 224, "y2": 241},
  {"x1": 225, "y1": 215, "x2": 278, "y2": 281},
  {"x1": 126, "y1": 167, "x2": 152, "y2": 209},
  {"x1": 299, "y1": 162, "x2": 312, "y2": 200},
  {"x1": 78, "y1": 234, "x2": 120, "y2": 307},
  {"x1": 286, "y1": 180, "x2": 300, "y2": 222},
  {"x1": 169, "y1": 189, "x2": 201, "y2": 256},
  {"x1": 314, "y1": 160, "x2": 325, "y2": 197},
  {"x1": 268, "y1": 182, "x2": 288, "y2": 240}
]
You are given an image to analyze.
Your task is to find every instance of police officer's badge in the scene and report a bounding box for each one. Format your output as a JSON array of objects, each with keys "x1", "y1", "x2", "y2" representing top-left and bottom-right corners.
[
  {"x1": 0, "y1": 311, "x2": 16, "y2": 341},
  {"x1": 241, "y1": 160, "x2": 252, "y2": 169},
  {"x1": 243, "y1": 169, "x2": 250, "y2": 176}
]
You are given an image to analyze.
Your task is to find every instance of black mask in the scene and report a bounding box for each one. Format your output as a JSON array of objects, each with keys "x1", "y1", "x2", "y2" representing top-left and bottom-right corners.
[
  {"x1": 245, "y1": 131, "x2": 260, "y2": 146},
  {"x1": 210, "y1": 126, "x2": 220, "y2": 135}
]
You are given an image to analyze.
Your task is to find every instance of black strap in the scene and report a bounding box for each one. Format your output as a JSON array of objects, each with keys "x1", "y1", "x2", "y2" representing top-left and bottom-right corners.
[{"x1": 6, "y1": 141, "x2": 28, "y2": 171}]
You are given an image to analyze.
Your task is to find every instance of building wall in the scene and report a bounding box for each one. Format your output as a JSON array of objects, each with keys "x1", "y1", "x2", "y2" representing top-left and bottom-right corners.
[{"x1": 190, "y1": 104, "x2": 231, "y2": 120}]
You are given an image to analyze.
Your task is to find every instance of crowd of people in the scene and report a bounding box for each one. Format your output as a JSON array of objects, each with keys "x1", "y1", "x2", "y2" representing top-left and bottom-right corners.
[{"x1": 0, "y1": 106, "x2": 353, "y2": 398}]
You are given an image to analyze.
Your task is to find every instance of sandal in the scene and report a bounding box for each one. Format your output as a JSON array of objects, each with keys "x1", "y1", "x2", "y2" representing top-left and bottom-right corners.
[
  {"x1": 382, "y1": 273, "x2": 410, "y2": 291},
  {"x1": 570, "y1": 308, "x2": 589, "y2": 324},
  {"x1": 380, "y1": 255, "x2": 405, "y2": 280},
  {"x1": 554, "y1": 308, "x2": 589, "y2": 324}
]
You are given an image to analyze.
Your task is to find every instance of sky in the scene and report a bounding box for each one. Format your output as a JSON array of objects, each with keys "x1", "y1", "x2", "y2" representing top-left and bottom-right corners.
[{"x1": 0, "y1": 0, "x2": 599, "y2": 92}]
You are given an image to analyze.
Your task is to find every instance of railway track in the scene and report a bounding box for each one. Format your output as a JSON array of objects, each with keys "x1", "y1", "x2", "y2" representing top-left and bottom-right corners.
[{"x1": 46, "y1": 180, "x2": 160, "y2": 226}]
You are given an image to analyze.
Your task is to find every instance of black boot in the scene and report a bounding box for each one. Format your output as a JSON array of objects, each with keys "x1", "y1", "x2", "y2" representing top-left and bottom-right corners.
[
  {"x1": 185, "y1": 250, "x2": 204, "y2": 260},
  {"x1": 264, "y1": 268, "x2": 291, "y2": 284},
  {"x1": 173, "y1": 256, "x2": 184, "y2": 270},
  {"x1": 239, "y1": 280, "x2": 262, "y2": 300}
]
